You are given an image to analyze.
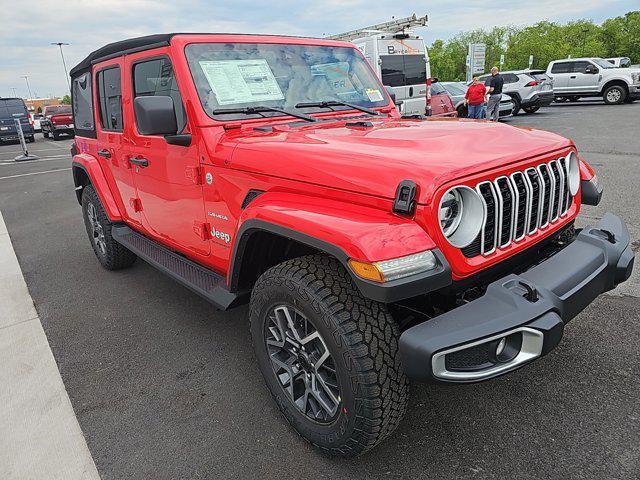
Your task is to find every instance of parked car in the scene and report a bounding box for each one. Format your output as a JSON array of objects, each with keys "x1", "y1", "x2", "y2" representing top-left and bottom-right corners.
[
  {"x1": 0, "y1": 97, "x2": 35, "y2": 143},
  {"x1": 479, "y1": 70, "x2": 554, "y2": 115},
  {"x1": 70, "y1": 33, "x2": 634, "y2": 456},
  {"x1": 427, "y1": 81, "x2": 458, "y2": 117},
  {"x1": 605, "y1": 57, "x2": 632, "y2": 68},
  {"x1": 29, "y1": 113, "x2": 42, "y2": 132},
  {"x1": 547, "y1": 57, "x2": 640, "y2": 104},
  {"x1": 41, "y1": 104, "x2": 74, "y2": 140},
  {"x1": 441, "y1": 82, "x2": 513, "y2": 118}
]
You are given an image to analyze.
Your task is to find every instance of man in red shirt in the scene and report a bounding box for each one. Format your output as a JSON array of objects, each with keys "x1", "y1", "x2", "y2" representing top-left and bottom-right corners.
[{"x1": 465, "y1": 76, "x2": 487, "y2": 119}]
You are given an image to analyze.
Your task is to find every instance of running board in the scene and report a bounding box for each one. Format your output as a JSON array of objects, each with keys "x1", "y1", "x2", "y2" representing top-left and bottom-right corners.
[{"x1": 112, "y1": 225, "x2": 244, "y2": 310}]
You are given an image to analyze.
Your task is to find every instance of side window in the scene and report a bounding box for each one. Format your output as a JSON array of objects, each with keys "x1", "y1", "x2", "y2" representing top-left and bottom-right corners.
[
  {"x1": 133, "y1": 57, "x2": 186, "y2": 132},
  {"x1": 550, "y1": 62, "x2": 572, "y2": 74},
  {"x1": 430, "y1": 83, "x2": 445, "y2": 95},
  {"x1": 571, "y1": 61, "x2": 589, "y2": 73},
  {"x1": 72, "y1": 72, "x2": 94, "y2": 131},
  {"x1": 503, "y1": 74, "x2": 518, "y2": 84},
  {"x1": 96, "y1": 67, "x2": 123, "y2": 132}
]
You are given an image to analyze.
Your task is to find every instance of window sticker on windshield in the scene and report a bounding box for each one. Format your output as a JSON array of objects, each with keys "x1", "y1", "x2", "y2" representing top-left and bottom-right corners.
[
  {"x1": 199, "y1": 59, "x2": 284, "y2": 106},
  {"x1": 365, "y1": 88, "x2": 383, "y2": 102}
]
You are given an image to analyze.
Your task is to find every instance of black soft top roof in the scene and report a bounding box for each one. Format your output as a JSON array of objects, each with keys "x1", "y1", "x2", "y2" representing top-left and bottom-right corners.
[{"x1": 70, "y1": 34, "x2": 174, "y2": 77}]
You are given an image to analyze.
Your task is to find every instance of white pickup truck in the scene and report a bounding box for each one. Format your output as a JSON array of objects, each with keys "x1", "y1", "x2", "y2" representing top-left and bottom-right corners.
[{"x1": 546, "y1": 57, "x2": 640, "y2": 104}]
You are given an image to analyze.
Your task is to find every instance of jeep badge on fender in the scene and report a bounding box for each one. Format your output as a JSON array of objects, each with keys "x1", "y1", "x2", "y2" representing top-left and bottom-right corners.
[{"x1": 70, "y1": 33, "x2": 634, "y2": 456}]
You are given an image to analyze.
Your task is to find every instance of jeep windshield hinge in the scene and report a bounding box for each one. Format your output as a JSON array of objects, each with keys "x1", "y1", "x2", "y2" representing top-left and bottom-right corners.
[{"x1": 393, "y1": 180, "x2": 417, "y2": 216}]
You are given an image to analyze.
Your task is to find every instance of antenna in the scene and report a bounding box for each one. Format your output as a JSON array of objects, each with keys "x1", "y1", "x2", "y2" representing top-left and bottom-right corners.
[{"x1": 326, "y1": 13, "x2": 428, "y2": 42}]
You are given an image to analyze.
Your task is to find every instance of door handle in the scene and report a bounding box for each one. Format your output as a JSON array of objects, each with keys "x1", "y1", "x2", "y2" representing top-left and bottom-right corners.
[
  {"x1": 570, "y1": 75, "x2": 577, "y2": 79},
  {"x1": 97, "y1": 149, "x2": 111, "y2": 158},
  {"x1": 129, "y1": 157, "x2": 149, "y2": 167},
  {"x1": 409, "y1": 86, "x2": 414, "y2": 96}
]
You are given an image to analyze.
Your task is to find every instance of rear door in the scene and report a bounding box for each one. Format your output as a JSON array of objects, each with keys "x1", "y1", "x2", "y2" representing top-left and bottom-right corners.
[
  {"x1": 125, "y1": 51, "x2": 210, "y2": 256},
  {"x1": 379, "y1": 38, "x2": 427, "y2": 115},
  {"x1": 549, "y1": 62, "x2": 573, "y2": 92},
  {"x1": 93, "y1": 61, "x2": 142, "y2": 226}
]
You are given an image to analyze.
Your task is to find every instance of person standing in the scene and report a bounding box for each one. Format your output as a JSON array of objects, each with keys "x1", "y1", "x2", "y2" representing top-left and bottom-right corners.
[
  {"x1": 485, "y1": 67, "x2": 504, "y2": 122},
  {"x1": 464, "y1": 76, "x2": 487, "y2": 119}
]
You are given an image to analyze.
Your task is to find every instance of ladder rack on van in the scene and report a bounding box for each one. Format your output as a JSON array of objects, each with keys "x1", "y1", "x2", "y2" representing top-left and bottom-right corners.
[{"x1": 326, "y1": 13, "x2": 428, "y2": 42}]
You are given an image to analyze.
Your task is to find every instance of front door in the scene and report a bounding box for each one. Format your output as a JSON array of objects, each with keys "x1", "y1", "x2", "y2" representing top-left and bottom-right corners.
[
  {"x1": 125, "y1": 52, "x2": 210, "y2": 257},
  {"x1": 570, "y1": 61, "x2": 600, "y2": 93}
]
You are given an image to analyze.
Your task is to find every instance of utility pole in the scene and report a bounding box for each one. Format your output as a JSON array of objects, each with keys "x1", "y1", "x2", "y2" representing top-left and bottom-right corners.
[
  {"x1": 11, "y1": 87, "x2": 17, "y2": 97},
  {"x1": 51, "y1": 42, "x2": 71, "y2": 92},
  {"x1": 581, "y1": 28, "x2": 589, "y2": 57},
  {"x1": 22, "y1": 75, "x2": 33, "y2": 100}
]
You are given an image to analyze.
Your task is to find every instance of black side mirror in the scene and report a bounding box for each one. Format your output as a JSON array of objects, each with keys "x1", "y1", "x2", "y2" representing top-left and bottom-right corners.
[
  {"x1": 585, "y1": 65, "x2": 599, "y2": 74},
  {"x1": 133, "y1": 96, "x2": 177, "y2": 136},
  {"x1": 384, "y1": 86, "x2": 397, "y2": 105}
]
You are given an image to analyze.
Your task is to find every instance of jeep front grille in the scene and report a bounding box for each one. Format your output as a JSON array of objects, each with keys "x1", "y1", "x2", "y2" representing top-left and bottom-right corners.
[{"x1": 462, "y1": 157, "x2": 573, "y2": 258}]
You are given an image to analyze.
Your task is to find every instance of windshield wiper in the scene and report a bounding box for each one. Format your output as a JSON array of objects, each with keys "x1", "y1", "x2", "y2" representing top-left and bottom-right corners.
[
  {"x1": 211, "y1": 106, "x2": 317, "y2": 123},
  {"x1": 295, "y1": 100, "x2": 380, "y2": 116}
]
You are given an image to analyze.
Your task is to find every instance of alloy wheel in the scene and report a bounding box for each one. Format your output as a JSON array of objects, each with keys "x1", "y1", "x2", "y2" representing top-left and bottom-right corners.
[
  {"x1": 607, "y1": 89, "x2": 621, "y2": 103},
  {"x1": 87, "y1": 202, "x2": 107, "y2": 256},
  {"x1": 265, "y1": 304, "x2": 341, "y2": 423}
]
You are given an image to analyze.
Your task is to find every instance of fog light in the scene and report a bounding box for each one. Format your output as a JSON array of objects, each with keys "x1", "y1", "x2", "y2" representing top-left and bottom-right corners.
[{"x1": 495, "y1": 337, "x2": 507, "y2": 356}]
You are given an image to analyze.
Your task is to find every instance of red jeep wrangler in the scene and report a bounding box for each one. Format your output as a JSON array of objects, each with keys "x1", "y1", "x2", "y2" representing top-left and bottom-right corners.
[{"x1": 70, "y1": 34, "x2": 634, "y2": 456}]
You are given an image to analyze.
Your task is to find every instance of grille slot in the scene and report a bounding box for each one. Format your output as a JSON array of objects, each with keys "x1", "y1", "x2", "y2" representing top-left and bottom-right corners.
[{"x1": 460, "y1": 158, "x2": 574, "y2": 258}]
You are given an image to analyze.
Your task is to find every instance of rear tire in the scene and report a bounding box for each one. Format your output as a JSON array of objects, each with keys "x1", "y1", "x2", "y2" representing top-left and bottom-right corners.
[
  {"x1": 511, "y1": 97, "x2": 521, "y2": 116},
  {"x1": 27, "y1": 136, "x2": 35, "y2": 143},
  {"x1": 249, "y1": 255, "x2": 409, "y2": 456},
  {"x1": 43, "y1": 129, "x2": 49, "y2": 138},
  {"x1": 52, "y1": 131, "x2": 60, "y2": 140},
  {"x1": 603, "y1": 85, "x2": 627, "y2": 105},
  {"x1": 523, "y1": 105, "x2": 540, "y2": 114},
  {"x1": 81, "y1": 185, "x2": 137, "y2": 270}
]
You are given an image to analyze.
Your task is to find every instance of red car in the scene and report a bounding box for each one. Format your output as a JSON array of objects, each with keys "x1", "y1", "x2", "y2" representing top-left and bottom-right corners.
[
  {"x1": 70, "y1": 33, "x2": 633, "y2": 456},
  {"x1": 41, "y1": 104, "x2": 74, "y2": 140}
]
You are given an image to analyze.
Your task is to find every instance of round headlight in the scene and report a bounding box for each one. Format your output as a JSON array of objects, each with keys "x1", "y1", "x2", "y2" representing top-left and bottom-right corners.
[
  {"x1": 438, "y1": 186, "x2": 485, "y2": 248},
  {"x1": 567, "y1": 151, "x2": 580, "y2": 196}
]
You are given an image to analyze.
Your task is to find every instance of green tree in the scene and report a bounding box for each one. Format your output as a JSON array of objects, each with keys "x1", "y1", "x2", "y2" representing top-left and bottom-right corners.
[{"x1": 61, "y1": 95, "x2": 71, "y2": 105}]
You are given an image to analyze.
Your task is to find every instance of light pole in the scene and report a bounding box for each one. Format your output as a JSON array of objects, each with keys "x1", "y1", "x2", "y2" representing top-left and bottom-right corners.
[
  {"x1": 22, "y1": 75, "x2": 33, "y2": 100},
  {"x1": 11, "y1": 87, "x2": 17, "y2": 97},
  {"x1": 51, "y1": 42, "x2": 71, "y2": 92}
]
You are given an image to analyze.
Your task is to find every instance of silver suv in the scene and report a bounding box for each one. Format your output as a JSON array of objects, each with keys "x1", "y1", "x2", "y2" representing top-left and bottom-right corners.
[
  {"x1": 479, "y1": 70, "x2": 554, "y2": 115},
  {"x1": 547, "y1": 57, "x2": 640, "y2": 104},
  {"x1": 441, "y1": 82, "x2": 513, "y2": 118}
]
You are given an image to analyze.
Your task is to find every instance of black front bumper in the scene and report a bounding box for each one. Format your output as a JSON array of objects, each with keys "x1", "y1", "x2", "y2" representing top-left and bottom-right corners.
[{"x1": 399, "y1": 213, "x2": 634, "y2": 383}]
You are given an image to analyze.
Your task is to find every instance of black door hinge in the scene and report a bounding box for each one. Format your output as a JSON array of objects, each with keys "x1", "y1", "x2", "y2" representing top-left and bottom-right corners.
[{"x1": 393, "y1": 180, "x2": 417, "y2": 216}]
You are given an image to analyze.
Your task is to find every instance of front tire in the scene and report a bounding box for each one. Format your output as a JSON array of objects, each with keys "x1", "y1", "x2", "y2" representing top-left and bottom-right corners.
[
  {"x1": 81, "y1": 185, "x2": 137, "y2": 270},
  {"x1": 523, "y1": 105, "x2": 540, "y2": 114},
  {"x1": 603, "y1": 85, "x2": 627, "y2": 105},
  {"x1": 52, "y1": 131, "x2": 60, "y2": 140},
  {"x1": 511, "y1": 96, "x2": 521, "y2": 116},
  {"x1": 249, "y1": 255, "x2": 409, "y2": 456},
  {"x1": 43, "y1": 129, "x2": 49, "y2": 138}
]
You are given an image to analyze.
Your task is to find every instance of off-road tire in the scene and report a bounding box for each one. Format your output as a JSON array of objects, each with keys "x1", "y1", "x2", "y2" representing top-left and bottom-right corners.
[
  {"x1": 249, "y1": 255, "x2": 409, "y2": 456},
  {"x1": 523, "y1": 105, "x2": 540, "y2": 114},
  {"x1": 81, "y1": 185, "x2": 137, "y2": 270},
  {"x1": 603, "y1": 85, "x2": 627, "y2": 105}
]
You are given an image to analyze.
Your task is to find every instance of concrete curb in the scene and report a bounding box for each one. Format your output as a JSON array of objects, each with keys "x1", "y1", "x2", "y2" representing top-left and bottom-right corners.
[{"x1": 0, "y1": 211, "x2": 101, "y2": 480}]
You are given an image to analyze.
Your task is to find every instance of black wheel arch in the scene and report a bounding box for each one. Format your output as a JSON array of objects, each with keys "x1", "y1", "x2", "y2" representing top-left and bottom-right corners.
[
  {"x1": 229, "y1": 219, "x2": 452, "y2": 304},
  {"x1": 72, "y1": 162, "x2": 92, "y2": 204}
]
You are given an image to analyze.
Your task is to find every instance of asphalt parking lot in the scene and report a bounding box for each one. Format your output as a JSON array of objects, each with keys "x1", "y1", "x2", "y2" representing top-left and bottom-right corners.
[{"x1": 1, "y1": 102, "x2": 639, "y2": 479}]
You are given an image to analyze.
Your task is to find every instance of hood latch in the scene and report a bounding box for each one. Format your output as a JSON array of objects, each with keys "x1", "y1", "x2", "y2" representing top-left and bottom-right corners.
[{"x1": 393, "y1": 180, "x2": 417, "y2": 216}]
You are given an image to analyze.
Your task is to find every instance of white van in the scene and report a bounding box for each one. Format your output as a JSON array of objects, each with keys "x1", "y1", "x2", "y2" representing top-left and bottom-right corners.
[{"x1": 351, "y1": 33, "x2": 432, "y2": 116}]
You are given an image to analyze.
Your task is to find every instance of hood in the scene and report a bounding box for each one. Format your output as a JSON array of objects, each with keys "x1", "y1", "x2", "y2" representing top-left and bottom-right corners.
[{"x1": 223, "y1": 117, "x2": 571, "y2": 204}]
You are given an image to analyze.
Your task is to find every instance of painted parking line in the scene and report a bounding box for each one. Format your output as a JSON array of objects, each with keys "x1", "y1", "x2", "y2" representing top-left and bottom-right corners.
[
  {"x1": 0, "y1": 154, "x2": 70, "y2": 165},
  {"x1": 0, "y1": 168, "x2": 72, "y2": 180},
  {"x1": 0, "y1": 211, "x2": 101, "y2": 479}
]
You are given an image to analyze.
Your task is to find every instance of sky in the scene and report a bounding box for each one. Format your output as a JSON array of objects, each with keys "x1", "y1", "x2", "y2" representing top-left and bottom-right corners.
[{"x1": 0, "y1": 0, "x2": 637, "y2": 98}]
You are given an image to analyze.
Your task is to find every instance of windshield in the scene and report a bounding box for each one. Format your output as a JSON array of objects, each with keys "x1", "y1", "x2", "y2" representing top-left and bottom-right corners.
[
  {"x1": 442, "y1": 83, "x2": 466, "y2": 96},
  {"x1": 592, "y1": 58, "x2": 614, "y2": 69},
  {"x1": 185, "y1": 43, "x2": 388, "y2": 120}
]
